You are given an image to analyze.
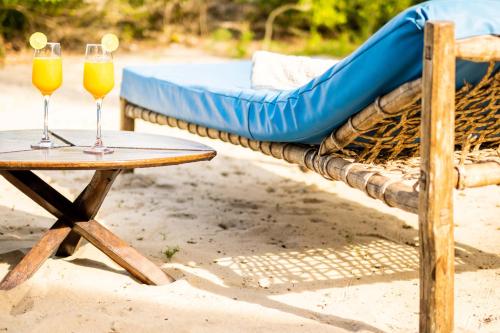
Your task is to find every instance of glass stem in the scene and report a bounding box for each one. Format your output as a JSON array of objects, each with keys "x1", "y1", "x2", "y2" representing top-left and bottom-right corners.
[
  {"x1": 95, "y1": 98, "x2": 103, "y2": 147},
  {"x1": 43, "y1": 95, "x2": 50, "y2": 141}
]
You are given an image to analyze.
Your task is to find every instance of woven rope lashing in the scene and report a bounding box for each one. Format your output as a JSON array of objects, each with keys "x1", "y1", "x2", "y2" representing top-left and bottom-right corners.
[
  {"x1": 319, "y1": 79, "x2": 422, "y2": 156},
  {"x1": 319, "y1": 62, "x2": 499, "y2": 162}
]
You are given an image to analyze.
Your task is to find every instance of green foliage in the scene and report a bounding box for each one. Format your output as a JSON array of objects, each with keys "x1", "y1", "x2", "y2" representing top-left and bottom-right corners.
[
  {"x1": 251, "y1": 0, "x2": 424, "y2": 55},
  {"x1": 235, "y1": 28, "x2": 254, "y2": 58},
  {"x1": 211, "y1": 28, "x2": 233, "y2": 42},
  {"x1": 0, "y1": 0, "x2": 88, "y2": 49},
  {"x1": 294, "y1": 0, "x2": 418, "y2": 42},
  {"x1": 0, "y1": 0, "x2": 425, "y2": 57},
  {"x1": 303, "y1": 0, "x2": 349, "y2": 29},
  {"x1": 302, "y1": 31, "x2": 356, "y2": 57},
  {"x1": 163, "y1": 245, "x2": 180, "y2": 261}
]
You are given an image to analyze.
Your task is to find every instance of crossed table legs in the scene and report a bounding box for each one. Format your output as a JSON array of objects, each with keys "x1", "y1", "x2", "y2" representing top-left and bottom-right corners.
[{"x1": 0, "y1": 169, "x2": 174, "y2": 290}]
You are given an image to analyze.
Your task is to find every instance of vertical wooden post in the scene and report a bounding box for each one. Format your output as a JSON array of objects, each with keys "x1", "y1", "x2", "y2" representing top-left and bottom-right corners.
[
  {"x1": 120, "y1": 99, "x2": 135, "y2": 174},
  {"x1": 120, "y1": 98, "x2": 135, "y2": 131},
  {"x1": 419, "y1": 21, "x2": 455, "y2": 333}
]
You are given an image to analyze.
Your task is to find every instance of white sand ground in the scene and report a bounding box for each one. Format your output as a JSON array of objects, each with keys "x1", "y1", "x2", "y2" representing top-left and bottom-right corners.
[{"x1": 0, "y1": 47, "x2": 498, "y2": 333}]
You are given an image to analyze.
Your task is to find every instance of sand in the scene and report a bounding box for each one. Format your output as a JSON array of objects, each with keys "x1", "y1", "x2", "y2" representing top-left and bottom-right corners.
[{"x1": 0, "y1": 47, "x2": 498, "y2": 333}]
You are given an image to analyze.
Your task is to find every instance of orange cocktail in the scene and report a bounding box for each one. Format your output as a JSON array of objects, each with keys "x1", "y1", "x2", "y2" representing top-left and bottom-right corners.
[
  {"x1": 83, "y1": 42, "x2": 116, "y2": 155},
  {"x1": 83, "y1": 60, "x2": 114, "y2": 99},
  {"x1": 31, "y1": 40, "x2": 62, "y2": 149},
  {"x1": 32, "y1": 57, "x2": 62, "y2": 95}
]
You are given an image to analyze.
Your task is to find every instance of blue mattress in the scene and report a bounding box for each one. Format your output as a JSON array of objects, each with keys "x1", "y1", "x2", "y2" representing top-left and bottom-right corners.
[{"x1": 121, "y1": 0, "x2": 500, "y2": 144}]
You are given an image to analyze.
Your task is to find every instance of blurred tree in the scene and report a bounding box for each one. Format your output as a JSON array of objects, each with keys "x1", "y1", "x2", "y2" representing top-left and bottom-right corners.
[
  {"x1": 262, "y1": 2, "x2": 310, "y2": 49},
  {"x1": 0, "y1": 0, "x2": 425, "y2": 58},
  {"x1": 253, "y1": 0, "x2": 423, "y2": 55},
  {"x1": 258, "y1": 0, "x2": 417, "y2": 41},
  {"x1": 0, "y1": 0, "x2": 95, "y2": 49}
]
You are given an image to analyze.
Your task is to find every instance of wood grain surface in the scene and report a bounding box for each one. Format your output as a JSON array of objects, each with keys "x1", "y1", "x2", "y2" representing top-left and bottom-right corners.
[
  {"x1": 419, "y1": 21, "x2": 455, "y2": 333},
  {"x1": 0, "y1": 130, "x2": 216, "y2": 170}
]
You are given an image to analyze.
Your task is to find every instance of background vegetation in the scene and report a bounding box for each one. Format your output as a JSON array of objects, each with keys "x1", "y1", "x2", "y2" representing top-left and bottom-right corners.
[{"x1": 0, "y1": 0, "x2": 424, "y2": 60}]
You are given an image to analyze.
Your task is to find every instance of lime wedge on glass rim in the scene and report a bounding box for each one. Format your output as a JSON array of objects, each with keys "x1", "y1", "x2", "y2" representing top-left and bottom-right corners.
[
  {"x1": 29, "y1": 32, "x2": 47, "y2": 50},
  {"x1": 101, "y1": 33, "x2": 119, "y2": 52}
]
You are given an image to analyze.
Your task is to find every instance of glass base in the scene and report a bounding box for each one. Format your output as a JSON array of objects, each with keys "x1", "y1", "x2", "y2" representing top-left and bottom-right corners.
[
  {"x1": 31, "y1": 139, "x2": 54, "y2": 149},
  {"x1": 84, "y1": 146, "x2": 114, "y2": 155}
]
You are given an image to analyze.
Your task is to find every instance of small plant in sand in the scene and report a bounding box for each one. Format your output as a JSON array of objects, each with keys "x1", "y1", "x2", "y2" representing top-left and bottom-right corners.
[{"x1": 163, "y1": 246, "x2": 180, "y2": 261}]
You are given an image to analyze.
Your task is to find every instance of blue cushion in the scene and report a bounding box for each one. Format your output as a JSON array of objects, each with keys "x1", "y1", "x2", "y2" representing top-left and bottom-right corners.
[{"x1": 120, "y1": 0, "x2": 500, "y2": 144}]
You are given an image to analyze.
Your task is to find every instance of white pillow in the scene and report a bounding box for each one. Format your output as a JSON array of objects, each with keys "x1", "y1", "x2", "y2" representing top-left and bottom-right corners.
[{"x1": 251, "y1": 51, "x2": 339, "y2": 91}]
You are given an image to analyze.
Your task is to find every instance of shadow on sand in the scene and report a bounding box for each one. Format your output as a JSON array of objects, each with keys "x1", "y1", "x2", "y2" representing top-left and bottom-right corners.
[{"x1": 0, "y1": 158, "x2": 498, "y2": 332}]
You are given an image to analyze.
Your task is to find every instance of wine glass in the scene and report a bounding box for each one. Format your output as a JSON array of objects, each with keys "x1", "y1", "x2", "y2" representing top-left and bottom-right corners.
[
  {"x1": 31, "y1": 42, "x2": 62, "y2": 149},
  {"x1": 83, "y1": 44, "x2": 114, "y2": 154}
]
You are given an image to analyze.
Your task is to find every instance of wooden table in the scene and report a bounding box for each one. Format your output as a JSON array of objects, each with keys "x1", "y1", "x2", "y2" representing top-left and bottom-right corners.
[{"x1": 0, "y1": 130, "x2": 216, "y2": 290}]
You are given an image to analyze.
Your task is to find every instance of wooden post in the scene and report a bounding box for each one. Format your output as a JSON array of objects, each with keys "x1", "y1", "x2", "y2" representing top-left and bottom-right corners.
[
  {"x1": 120, "y1": 99, "x2": 135, "y2": 174},
  {"x1": 120, "y1": 98, "x2": 135, "y2": 131},
  {"x1": 419, "y1": 21, "x2": 455, "y2": 333}
]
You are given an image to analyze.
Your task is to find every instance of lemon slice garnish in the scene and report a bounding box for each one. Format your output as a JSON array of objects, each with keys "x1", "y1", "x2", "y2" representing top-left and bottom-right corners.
[
  {"x1": 101, "y1": 33, "x2": 119, "y2": 52},
  {"x1": 29, "y1": 32, "x2": 47, "y2": 50}
]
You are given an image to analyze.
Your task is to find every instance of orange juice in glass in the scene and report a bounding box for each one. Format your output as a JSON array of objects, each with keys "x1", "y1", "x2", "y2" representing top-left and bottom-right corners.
[
  {"x1": 83, "y1": 60, "x2": 114, "y2": 99},
  {"x1": 33, "y1": 57, "x2": 62, "y2": 95},
  {"x1": 83, "y1": 44, "x2": 114, "y2": 154},
  {"x1": 31, "y1": 42, "x2": 62, "y2": 149}
]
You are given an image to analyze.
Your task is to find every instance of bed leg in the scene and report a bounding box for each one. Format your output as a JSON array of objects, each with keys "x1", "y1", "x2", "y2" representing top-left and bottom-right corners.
[
  {"x1": 419, "y1": 21, "x2": 455, "y2": 333},
  {"x1": 120, "y1": 98, "x2": 135, "y2": 132},
  {"x1": 120, "y1": 98, "x2": 135, "y2": 174}
]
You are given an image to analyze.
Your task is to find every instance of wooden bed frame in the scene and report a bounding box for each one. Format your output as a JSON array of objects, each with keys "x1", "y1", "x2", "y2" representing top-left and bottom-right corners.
[{"x1": 120, "y1": 22, "x2": 500, "y2": 333}]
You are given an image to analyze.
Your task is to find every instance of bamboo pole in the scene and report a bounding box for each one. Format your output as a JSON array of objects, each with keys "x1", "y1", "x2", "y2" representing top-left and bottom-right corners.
[
  {"x1": 319, "y1": 79, "x2": 421, "y2": 155},
  {"x1": 122, "y1": 104, "x2": 421, "y2": 213},
  {"x1": 419, "y1": 21, "x2": 455, "y2": 333},
  {"x1": 123, "y1": 103, "x2": 500, "y2": 190},
  {"x1": 454, "y1": 162, "x2": 500, "y2": 189},
  {"x1": 120, "y1": 98, "x2": 135, "y2": 132},
  {"x1": 455, "y1": 35, "x2": 500, "y2": 62}
]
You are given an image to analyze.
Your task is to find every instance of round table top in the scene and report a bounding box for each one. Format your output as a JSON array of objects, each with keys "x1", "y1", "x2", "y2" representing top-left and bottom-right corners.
[{"x1": 0, "y1": 130, "x2": 216, "y2": 170}]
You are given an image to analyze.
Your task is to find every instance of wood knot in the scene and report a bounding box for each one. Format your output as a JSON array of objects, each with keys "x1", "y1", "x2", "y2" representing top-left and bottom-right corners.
[{"x1": 425, "y1": 46, "x2": 432, "y2": 60}]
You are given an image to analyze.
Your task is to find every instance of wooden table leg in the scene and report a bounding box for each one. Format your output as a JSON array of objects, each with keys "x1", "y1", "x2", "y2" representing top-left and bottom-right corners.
[
  {"x1": 1, "y1": 168, "x2": 174, "y2": 288},
  {"x1": 74, "y1": 220, "x2": 174, "y2": 285},
  {"x1": 0, "y1": 221, "x2": 71, "y2": 290},
  {"x1": 0, "y1": 170, "x2": 120, "y2": 257},
  {"x1": 56, "y1": 169, "x2": 121, "y2": 256},
  {"x1": 0, "y1": 170, "x2": 77, "y2": 220},
  {"x1": 0, "y1": 170, "x2": 80, "y2": 289}
]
